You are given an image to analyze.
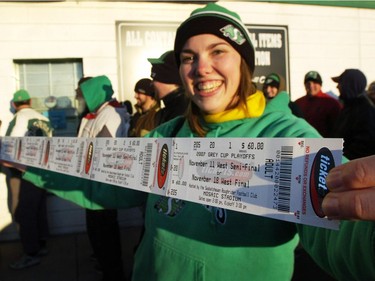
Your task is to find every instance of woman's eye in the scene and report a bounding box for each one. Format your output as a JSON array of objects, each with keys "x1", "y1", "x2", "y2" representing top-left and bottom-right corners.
[
  {"x1": 181, "y1": 55, "x2": 194, "y2": 64},
  {"x1": 212, "y1": 49, "x2": 224, "y2": 55}
]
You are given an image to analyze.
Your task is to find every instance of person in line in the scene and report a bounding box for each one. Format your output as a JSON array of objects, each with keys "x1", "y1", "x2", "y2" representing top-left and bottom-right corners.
[
  {"x1": 263, "y1": 72, "x2": 282, "y2": 99},
  {"x1": 331, "y1": 69, "x2": 375, "y2": 160},
  {"x1": 148, "y1": 50, "x2": 189, "y2": 124},
  {"x1": 262, "y1": 72, "x2": 303, "y2": 117},
  {"x1": 295, "y1": 70, "x2": 342, "y2": 137},
  {"x1": 263, "y1": 73, "x2": 333, "y2": 281},
  {"x1": 22, "y1": 3, "x2": 375, "y2": 280},
  {"x1": 4, "y1": 89, "x2": 52, "y2": 270},
  {"x1": 122, "y1": 100, "x2": 133, "y2": 116},
  {"x1": 367, "y1": 81, "x2": 375, "y2": 104},
  {"x1": 129, "y1": 59, "x2": 189, "y2": 261},
  {"x1": 128, "y1": 78, "x2": 160, "y2": 137},
  {"x1": 75, "y1": 75, "x2": 130, "y2": 281}
]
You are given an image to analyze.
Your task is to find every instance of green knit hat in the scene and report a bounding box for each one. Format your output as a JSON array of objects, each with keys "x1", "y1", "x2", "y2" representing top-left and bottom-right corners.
[
  {"x1": 13, "y1": 89, "x2": 31, "y2": 102},
  {"x1": 174, "y1": 3, "x2": 255, "y2": 74},
  {"x1": 264, "y1": 73, "x2": 280, "y2": 89},
  {"x1": 304, "y1": 71, "x2": 322, "y2": 85}
]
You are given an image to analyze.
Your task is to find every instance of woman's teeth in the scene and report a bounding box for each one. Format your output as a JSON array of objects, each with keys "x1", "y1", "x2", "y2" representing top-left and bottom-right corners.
[{"x1": 197, "y1": 81, "x2": 222, "y2": 92}]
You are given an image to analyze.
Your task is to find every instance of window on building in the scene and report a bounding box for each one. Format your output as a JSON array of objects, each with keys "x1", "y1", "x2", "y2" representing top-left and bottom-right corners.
[{"x1": 14, "y1": 59, "x2": 83, "y2": 136}]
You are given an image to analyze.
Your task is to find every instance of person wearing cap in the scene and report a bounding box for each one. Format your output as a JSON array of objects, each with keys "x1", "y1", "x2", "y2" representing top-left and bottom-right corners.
[
  {"x1": 263, "y1": 73, "x2": 303, "y2": 117},
  {"x1": 331, "y1": 69, "x2": 375, "y2": 160},
  {"x1": 148, "y1": 50, "x2": 189, "y2": 125},
  {"x1": 4, "y1": 89, "x2": 52, "y2": 270},
  {"x1": 295, "y1": 71, "x2": 342, "y2": 137},
  {"x1": 128, "y1": 78, "x2": 160, "y2": 137},
  {"x1": 23, "y1": 3, "x2": 375, "y2": 280},
  {"x1": 263, "y1": 73, "x2": 281, "y2": 99},
  {"x1": 6, "y1": 90, "x2": 53, "y2": 137}
]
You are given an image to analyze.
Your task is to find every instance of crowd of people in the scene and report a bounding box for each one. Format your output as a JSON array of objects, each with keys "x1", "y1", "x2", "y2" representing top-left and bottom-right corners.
[{"x1": 1, "y1": 2, "x2": 375, "y2": 281}]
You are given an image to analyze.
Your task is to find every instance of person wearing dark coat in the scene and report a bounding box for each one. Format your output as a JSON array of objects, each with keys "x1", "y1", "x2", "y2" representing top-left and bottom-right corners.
[
  {"x1": 332, "y1": 69, "x2": 375, "y2": 160},
  {"x1": 148, "y1": 50, "x2": 189, "y2": 125}
]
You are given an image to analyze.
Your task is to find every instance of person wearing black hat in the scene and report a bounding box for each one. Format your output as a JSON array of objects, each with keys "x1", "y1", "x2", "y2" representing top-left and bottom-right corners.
[
  {"x1": 263, "y1": 73, "x2": 303, "y2": 117},
  {"x1": 331, "y1": 69, "x2": 375, "y2": 160},
  {"x1": 128, "y1": 78, "x2": 160, "y2": 137},
  {"x1": 22, "y1": 3, "x2": 375, "y2": 281},
  {"x1": 295, "y1": 70, "x2": 342, "y2": 137},
  {"x1": 148, "y1": 50, "x2": 189, "y2": 125}
]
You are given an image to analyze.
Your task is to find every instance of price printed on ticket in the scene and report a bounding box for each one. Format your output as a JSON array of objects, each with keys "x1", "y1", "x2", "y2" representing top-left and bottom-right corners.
[{"x1": 0, "y1": 136, "x2": 342, "y2": 229}]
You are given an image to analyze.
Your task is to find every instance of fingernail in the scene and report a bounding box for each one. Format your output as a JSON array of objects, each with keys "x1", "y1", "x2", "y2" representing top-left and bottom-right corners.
[
  {"x1": 326, "y1": 168, "x2": 343, "y2": 190},
  {"x1": 322, "y1": 195, "x2": 339, "y2": 217}
]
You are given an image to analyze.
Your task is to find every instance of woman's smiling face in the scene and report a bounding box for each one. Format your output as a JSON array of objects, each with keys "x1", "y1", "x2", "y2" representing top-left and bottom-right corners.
[{"x1": 179, "y1": 34, "x2": 241, "y2": 115}]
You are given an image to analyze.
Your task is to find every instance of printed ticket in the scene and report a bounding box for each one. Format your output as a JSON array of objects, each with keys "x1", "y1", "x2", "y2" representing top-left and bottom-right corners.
[{"x1": 0, "y1": 136, "x2": 342, "y2": 229}]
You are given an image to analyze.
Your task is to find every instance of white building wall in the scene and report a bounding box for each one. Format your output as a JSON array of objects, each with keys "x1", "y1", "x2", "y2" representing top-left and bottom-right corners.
[{"x1": 0, "y1": 1, "x2": 374, "y2": 240}]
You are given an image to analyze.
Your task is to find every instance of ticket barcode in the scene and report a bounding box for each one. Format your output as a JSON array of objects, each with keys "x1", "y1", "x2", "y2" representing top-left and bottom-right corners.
[
  {"x1": 141, "y1": 142, "x2": 153, "y2": 187},
  {"x1": 76, "y1": 141, "x2": 85, "y2": 173},
  {"x1": 277, "y1": 145, "x2": 293, "y2": 212}
]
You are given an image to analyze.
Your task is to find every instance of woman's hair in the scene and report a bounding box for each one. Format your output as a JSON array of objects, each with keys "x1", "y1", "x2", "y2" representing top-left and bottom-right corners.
[{"x1": 186, "y1": 58, "x2": 256, "y2": 137}]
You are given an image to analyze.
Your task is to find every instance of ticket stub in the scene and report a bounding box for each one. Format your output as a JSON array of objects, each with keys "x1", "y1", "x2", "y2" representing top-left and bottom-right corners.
[
  {"x1": 0, "y1": 137, "x2": 21, "y2": 163},
  {"x1": 45, "y1": 138, "x2": 86, "y2": 175},
  {"x1": 169, "y1": 138, "x2": 342, "y2": 229},
  {"x1": 0, "y1": 137, "x2": 46, "y2": 167},
  {"x1": 83, "y1": 138, "x2": 162, "y2": 195},
  {"x1": 0, "y1": 136, "x2": 342, "y2": 229}
]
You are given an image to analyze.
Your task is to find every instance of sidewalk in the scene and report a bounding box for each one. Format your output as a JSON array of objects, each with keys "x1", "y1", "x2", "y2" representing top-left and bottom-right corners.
[{"x1": 0, "y1": 226, "x2": 143, "y2": 281}]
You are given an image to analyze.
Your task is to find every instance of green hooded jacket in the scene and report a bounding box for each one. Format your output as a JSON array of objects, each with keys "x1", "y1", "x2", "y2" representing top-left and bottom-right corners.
[{"x1": 23, "y1": 92, "x2": 375, "y2": 280}]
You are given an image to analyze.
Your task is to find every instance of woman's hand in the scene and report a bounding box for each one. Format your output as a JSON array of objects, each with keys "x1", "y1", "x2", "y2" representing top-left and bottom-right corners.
[{"x1": 322, "y1": 155, "x2": 375, "y2": 220}]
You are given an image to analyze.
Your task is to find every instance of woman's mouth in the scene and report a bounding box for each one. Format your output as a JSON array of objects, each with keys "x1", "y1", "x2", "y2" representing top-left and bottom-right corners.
[{"x1": 196, "y1": 81, "x2": 222, "y2": 94}]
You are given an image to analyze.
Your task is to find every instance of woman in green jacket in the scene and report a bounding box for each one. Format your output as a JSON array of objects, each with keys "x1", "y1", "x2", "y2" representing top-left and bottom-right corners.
[{"x1": 24, "y1": 3, "x2": 375, "y2": 280}]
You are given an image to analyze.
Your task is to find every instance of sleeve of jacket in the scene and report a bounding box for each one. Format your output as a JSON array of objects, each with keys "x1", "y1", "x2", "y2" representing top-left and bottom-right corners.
[
  {"x1": 23, "y1": 167, "x2": 147, "y2": 209},
  {"x1": 297, "y1": 221, "x2": 375, "y2": 280}
]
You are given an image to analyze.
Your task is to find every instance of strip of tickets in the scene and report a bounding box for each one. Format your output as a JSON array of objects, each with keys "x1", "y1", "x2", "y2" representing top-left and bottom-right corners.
[{"x1": 0, "y1": 136, "x2": 343, "y2": 230}]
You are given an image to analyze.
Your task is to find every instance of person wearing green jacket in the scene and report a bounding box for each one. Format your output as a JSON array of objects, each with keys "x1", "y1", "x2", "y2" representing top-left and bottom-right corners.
[{"x1": 23, "y1": 3, "x2": 375, "y2": 281}]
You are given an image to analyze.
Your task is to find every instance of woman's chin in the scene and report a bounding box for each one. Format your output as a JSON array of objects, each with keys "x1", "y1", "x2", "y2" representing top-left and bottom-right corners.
[{"x1": 200, "y1": 105, "x2": 221, "y2": 115}]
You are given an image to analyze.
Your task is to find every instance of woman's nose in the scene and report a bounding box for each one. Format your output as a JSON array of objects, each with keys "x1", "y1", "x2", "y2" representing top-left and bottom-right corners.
[{"x1": 194, "y1": 56, "x2": 212, "y2": 76}]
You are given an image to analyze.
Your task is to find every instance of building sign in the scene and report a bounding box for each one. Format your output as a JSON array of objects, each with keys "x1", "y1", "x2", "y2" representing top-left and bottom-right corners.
[
  {"x1": 116, "y1": 22, "x2": 289, "y2": 101},
  {"x1": 249, "y1": 25, "x2": 290, "y2": 93},
  {"x1": 116, "y1": 22, "x2": 178, "y2": 102}
]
